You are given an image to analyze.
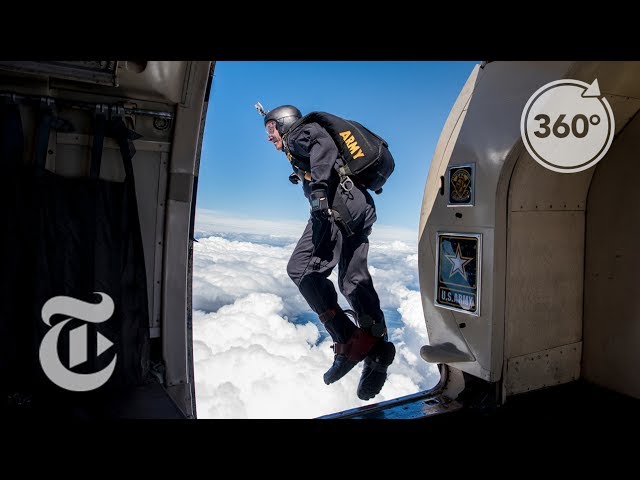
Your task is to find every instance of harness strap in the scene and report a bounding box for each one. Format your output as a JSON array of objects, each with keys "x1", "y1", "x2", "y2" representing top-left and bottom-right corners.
[
  {"x1": 318, "y1": 307, "x2": 337, "y2": 324},
  {"x1": 34, "y1": 107, "x2": 53, "y2": 177},
  {"x1": 33, "y1": 103, "x2": 74, "y2": 176},
  {"x1": 89, "y1": 113, "x2": 106, "y2": 179},
  {"x1": 0, "y1": 101, "x2": 24, "y2": 171},
  {"x1": 331, "y1": 329, "x2": 379, "y2": 362},
  {"x1": 330, "y1": 190, "x2": 355, "y2": 237}
]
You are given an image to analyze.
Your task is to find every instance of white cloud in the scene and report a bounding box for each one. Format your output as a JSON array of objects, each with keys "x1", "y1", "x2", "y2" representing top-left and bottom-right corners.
[
  {"x1": 368, "y1": 225, "x2": 418, "y2": 246},
  {"x1": 192, "y1": 214, "x2": 440, "y2": 419},
  {"x1": 195, "y1": 207, "x2": 418, "y2": 247},
  {"x1": 195, "y1": 208, "x2": 307, "y2": 241}
]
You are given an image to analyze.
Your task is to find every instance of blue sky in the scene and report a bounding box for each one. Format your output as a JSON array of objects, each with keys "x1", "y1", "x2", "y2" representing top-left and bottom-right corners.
[{"x1": 197, "y1": 61, "x2": 479, "y2": 231}]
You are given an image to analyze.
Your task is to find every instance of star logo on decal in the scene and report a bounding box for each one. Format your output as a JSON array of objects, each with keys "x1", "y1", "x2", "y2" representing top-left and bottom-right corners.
[{"x1": 445, "y1": 243, "x2": 473, "y2": 281}]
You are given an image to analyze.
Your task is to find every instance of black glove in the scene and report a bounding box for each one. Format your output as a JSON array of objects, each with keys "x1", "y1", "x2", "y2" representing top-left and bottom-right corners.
[
  {"x1": 289, "y1": 172, "x2": 300, "y2": 184},
  {"x1": 309, "y1": 189, "x2": 330, "y2": 221}
]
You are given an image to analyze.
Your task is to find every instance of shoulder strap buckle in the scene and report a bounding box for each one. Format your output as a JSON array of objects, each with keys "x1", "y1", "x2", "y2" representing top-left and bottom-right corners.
[{"x1": 339, "y1": 175, "x2": 354, "y2": 192}]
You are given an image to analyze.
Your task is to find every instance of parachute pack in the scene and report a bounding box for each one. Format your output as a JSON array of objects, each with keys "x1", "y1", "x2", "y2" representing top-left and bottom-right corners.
[{"x1": 294, "y1": 112, "x2": 395, "y2": 194}]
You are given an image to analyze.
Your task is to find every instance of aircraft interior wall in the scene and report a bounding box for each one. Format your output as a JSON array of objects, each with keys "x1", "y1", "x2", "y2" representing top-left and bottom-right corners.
[
  {"x1": 0, "y1": 90, "x2": 173, "y2": 343},
  {"x1": 0, "y1": 61, "x2": 211, "y2": 418},
  {"x1": 504, "y1": 104, "x2": 640, "y2": 401},
  {"x1": 504, "y1": 147, "x2": 594, "y2": 395},
  {"x1": 582, "y1": 110, "x2": 640, "y2": 399}
]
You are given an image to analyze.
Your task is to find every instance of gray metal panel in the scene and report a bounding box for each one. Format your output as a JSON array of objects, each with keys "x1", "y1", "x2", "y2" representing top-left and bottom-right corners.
[
  {"x1": 161, "y1": 62, "x2": 210, "y2": 413},
  {"x1": 425, "y1": 62, "x2": 573, "y2": 229},
  {"x1": 152, "y1": 152, "x2": 169, "y2": 332},
  {"x1": 47, "y1": 61, "x2": 189, "y2": 106},
  {"x1": 506, "y1": 342, "x2": 581, "y2": 395},
  {"x1": 420, "y1": 60, "x2": 640, "y2": 397},
  {"x1": 131, "y1": 149, "x2": 162, "y2": 330},
  {"x1": 168, "y1": 173, "x2": 193, "y2": 202},
  {"x1": 508, "y1": 154, "x2": 594, "y2": 212},
  {"x1": 0, "y1": 61, "x2": 118, "y2": 86},
  {"x1": 502, "y1": 66, "x2": 640, "y2": 394},
  {"x1": 419, "y1": 61, "x2": 574, "y2": 382},
  {"x1": 418, "y1": 66, "x2": 481, "y2": 372},
  {"x1": 53, "y1": 133, "x2": 170, "y2": 181},
  {"x1": 583, "y1": 111, "x2": 640, "y2": 400},
  {"x1": 507, "y1": 97, "x2": 640, "y2": 213},
  {"x1": 567, "y1": 61, "x2": 640, "y2": 100},
  {"x1": 162, "y1": 198, "x2": 190, "y2": 387},
  {"x1": 506, "y1": 210, "x2": 585, "y2": 357},
  {"x1": 56, "y1": 133, "x2": 171, "y2": 152},
  {"x1": 419, "y1": 65, "x2": 480, "y2": 236}
]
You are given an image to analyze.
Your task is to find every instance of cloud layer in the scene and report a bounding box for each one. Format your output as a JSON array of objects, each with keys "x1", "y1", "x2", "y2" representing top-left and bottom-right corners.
[{"x1": 192, "y1": 214, "x2": 439, "y2": 419}]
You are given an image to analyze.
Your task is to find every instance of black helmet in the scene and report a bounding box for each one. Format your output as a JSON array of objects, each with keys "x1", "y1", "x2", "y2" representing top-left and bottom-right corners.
[{"x1": 264, "y1": 105, "x2": 302, "y2": 136}]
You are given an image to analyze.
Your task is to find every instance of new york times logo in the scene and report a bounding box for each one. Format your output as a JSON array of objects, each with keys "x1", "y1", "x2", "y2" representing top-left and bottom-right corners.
[{"x1": 39, "y1": 293, "x2": 116, "y2": 392}]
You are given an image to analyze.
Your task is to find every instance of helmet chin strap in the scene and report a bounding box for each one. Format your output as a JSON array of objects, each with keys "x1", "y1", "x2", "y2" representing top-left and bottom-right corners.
[{"x1": 282, "y1": 132, "x2": 290, "y2": 155}]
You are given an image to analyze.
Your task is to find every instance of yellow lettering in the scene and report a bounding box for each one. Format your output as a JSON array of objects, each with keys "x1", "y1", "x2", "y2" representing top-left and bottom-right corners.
[
  {"x1": 339, "y1": 131, "x2": 351, "y2": 141},
  {"x1": 340, "y1": 131, "x2": 365, "y2": 159}
]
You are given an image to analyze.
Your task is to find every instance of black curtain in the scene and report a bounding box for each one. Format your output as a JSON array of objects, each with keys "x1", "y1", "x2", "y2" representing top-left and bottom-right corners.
[{"x1": 1, "y1": 102, "x2": 150, "y2": 408}]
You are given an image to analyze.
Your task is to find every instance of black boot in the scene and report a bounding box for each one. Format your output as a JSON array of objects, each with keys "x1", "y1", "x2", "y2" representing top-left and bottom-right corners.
[
  {"x1": 357, "y1": 341, "x2": 396, "y2": 400},
  {"x1": 323, "y1": 354, "x2": 358, "y2": 385},
  {"x1": 322, "y1": 307, "x2": 358, "y2": 385}
]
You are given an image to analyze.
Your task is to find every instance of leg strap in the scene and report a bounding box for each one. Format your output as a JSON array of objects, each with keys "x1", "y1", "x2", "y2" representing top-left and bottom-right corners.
[
  {"x1": 318, "y1": 307, "x2": 338, "y2": 324},
  {"x1": 331, "y1": 329, "x2": 379, "y2": 362}
]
